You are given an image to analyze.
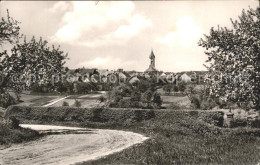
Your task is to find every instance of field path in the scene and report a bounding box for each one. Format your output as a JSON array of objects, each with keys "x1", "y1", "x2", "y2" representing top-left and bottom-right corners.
[
  {"x1": 0, "y1": 124, "x2": 148, "y2": 165},
  {"x1": 42, "y1": 96, "x2": 70, "y2": 107}
]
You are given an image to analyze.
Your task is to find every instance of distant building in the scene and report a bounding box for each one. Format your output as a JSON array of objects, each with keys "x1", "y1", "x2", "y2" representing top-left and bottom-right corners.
[
  {"x1": 145, "y1": 50, "x2": 158, "y2": 73},
  {"x1": 180, "y1": 73, "x2": 192, "y2": 83},
  {"x1": 129, "y1": 76, "x2": 140, "y2": 84}
]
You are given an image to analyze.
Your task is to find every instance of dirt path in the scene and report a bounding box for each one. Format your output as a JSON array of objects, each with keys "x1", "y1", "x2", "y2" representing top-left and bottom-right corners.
[
  {"x1": 0, "y1": 124, "x2": 148, "y2": 165},
  {"x1": 42, "y1": 96, "x2": 70, "y2": 107}
]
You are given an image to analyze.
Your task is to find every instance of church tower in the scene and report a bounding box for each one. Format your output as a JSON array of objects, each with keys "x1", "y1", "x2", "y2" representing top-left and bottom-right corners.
[
  {"x1": 145, "y1": 49, "x2": 158, "y2": 73},
  {"x1": 150, "y1": 50, "x2": 155, "y2": 68}
]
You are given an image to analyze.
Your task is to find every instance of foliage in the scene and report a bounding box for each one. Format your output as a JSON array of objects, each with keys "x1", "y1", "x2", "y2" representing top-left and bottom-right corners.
[
  {"x1": 152, "y1": 92, "x2": 162, "y2": 108},
  {"x1": 0, "y1": 10, "x2": 67, "y2": 106},
  {"x1": 172, "y1": 85, "x2": 179, "y2": 92},
  {"x1": 0, "y1": 123, "x2": 41, "y2": 145},
  {"x1": 200, "y1": 98, "x2": 217, "y2": 110},
  {"x1": 98, "y1": 95, "x2": 106, "y2": 103},
  {"x1": 62, "y1": 101, "x2": 69, "y2": 107},
  {"x1": 251, "y1": 119, "x2": 260, "y2": 128},
  {"x1": 230, "y1": 118, "x2": 248, "y2": 128},
  {"x1": 107, "y1": 80, "x2": 162, "y2": 109},
  {"x1": 163, "y1": 84, "x2": 172, "y2": 95},
  {"x1": 199, "y1": 7, "x2": 260, "y2": 110},
  {"x1": 0, "y1": 90, "x2": 16, "y2": 108},
  {"x1": 0, "y1": 10, "x2": 20, "y2": 45},
  {"x1": 177, "y1": 81, "x2": 186, "y2": 92},
  {"x1": 190, "y1": 95, "x2": 201, "y2": 109},
  {"x1": 82, "y1": 110, "x2": 258, "y2": 165},
  {"x1": 74, "y1": 100, "x2": 81, "y2": 107}
]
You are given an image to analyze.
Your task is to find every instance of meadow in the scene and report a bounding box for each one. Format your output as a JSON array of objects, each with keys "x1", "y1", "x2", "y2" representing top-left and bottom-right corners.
[{"x1": 5, "y1": 106, "x2": 260, "y2": 165}]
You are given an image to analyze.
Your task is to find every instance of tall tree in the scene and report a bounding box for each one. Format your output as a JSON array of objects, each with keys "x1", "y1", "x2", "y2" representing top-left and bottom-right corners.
[{"x1": 199, "y1": 7, "x2": 260, "y2": 110}]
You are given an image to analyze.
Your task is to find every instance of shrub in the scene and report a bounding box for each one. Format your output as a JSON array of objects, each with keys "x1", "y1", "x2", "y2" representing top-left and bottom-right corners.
[
  {"x1": 99, "y1": 96, "x2": 106, "y2": 103},
  {"x1": 199, "y1": 111, "x2": 224, "y2": 127},
  {"x1": 0, "y1": 92, "x2": 16, "y2": 108},
  {"x1": 62, "y1": 101, "x2": 69, "y2": 107},
  {"x1": 74, "y1": 100, "x2": 81, "y2": 107},
  {"x1": 168, "y1": 102, "x2": 182, "y2": 110},
  {"x1": 230, "y1": 118, "x2": 248, "y2": 128},
  {"x1": 250, "y1": 119, "x2": 260, "y2": 128},
  {"x1": 201, "y1": 98, "x2": 217, "y2": 110},
  {"x1": 178, "y1": 81, "x2": 186, "y2": 92},
  {"x1": 172, "y1": 85, "x2": 179, "y2": 93},
  {"x1": 190, "y1": 95, "x2": 200, "y2": 109},
  {"x1": 118, "y1": 99, "x2": 131, "y2": 108}
]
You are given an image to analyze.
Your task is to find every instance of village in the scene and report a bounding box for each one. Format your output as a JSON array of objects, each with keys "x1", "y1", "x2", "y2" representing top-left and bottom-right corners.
[{"x1": 0, "y1": 1, "x2": 260, "y2": 165}]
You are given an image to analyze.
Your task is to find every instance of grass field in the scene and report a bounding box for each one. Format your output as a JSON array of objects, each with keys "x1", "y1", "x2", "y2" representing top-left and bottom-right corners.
[
  {"x1": 5, "y1": 106, "x2": 260, "y2": 165},
  {"x1": 80, "y1": 111, "x2": 260, "y2": 165},
  {"x1": 17, "y1": 92, "x2": 105, "y2": 108}
]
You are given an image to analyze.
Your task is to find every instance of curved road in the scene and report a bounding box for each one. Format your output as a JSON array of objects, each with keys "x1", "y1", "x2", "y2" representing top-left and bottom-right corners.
[{"x1": 0, "y1": 124, "x2": 148, "y2": 165}]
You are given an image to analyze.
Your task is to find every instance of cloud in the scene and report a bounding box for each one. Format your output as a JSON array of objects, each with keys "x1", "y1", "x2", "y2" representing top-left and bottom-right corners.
[
  {"x1": 156, "y1": 16, "x2": 203, "y2": 47},
  {"x1": 48, "y1": 1, "x2": 70, "y2": 13},
  {"x1": 50, "y1": 1, "x2": 152, "y2": 47}
]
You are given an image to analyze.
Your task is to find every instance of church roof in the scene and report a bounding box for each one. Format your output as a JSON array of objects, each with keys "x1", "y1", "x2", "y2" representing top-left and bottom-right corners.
[
  {"x1": 149, "y1": 50, "x2": 155, "y2": 59},
  {"x1": 145, "y1": 66, "x2": 158, "y2": 72}
]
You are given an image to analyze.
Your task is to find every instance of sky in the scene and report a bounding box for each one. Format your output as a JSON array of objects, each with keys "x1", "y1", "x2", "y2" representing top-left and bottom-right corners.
[{"x1": 0, "y1": 0, "x2": 259, "y2": 72}]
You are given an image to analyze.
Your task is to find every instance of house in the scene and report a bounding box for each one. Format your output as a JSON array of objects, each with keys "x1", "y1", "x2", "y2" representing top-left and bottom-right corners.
[
  {"x1": 128, "y1": 76, "x2": 140, "y2": 84},
  {"x1": 180, "y1": 73, "x2": 192, "y2": 83}
]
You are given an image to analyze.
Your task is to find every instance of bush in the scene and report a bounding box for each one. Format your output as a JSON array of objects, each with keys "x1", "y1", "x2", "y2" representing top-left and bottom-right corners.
[
  {"x1": 0, "y1": 92, "x2": 16, "y2": 108},
  {"x1": 62, "y1": 101, "x2": 69, "y2": 107},
  {"x1": 118, "y1": 99, "x2": 131, "y2": 108},
  {"x1": 99, "y1": 96, "x2": 106, "y2": 103},
  {"x1": 178, "y1": 82, "x2": 186, "y2": 92},
  {"x1": 190, "y1": 95, "x2": 200, "y2": 109},
  {"x1": 199, "y1": 111, "x2": 224, "y2": 127},
  {"x1": 74, "y1": 100, "x2": 81, "y2": 107},
  {"x1": 230, "y1": 118, "x2": 248, "y2": 128},
  {"x1": 250, "y1": 119, "x2": 260, "y2": 128},
  {"x1": 168, "y1": 102, "x2": 182, "y2": 110},
  {"x1": 201, "y1": 98, "x2": 217, "y2": 110}
]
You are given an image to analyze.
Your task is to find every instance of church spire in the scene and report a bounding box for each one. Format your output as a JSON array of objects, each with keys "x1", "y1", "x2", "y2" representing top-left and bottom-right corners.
[{"x1": 149, "y1": 49, "x2": 155, "y2": 60}]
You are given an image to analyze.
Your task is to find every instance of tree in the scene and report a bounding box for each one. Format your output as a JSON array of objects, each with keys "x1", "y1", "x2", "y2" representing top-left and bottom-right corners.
[
  {"x1": 1, "y1": 36, "x2": 67, "y2": 96},
  {"x1": 163, "y1": 84, "x2": 172, "y2": 95},
  {"x1": 0, "y1": 10, "x2": 20, "y2": 45},
  {"x1": 0, "y1": 10, "x2": 68, "y2": 105},
  {"x1": 199, "y1": 7, "x2": 260, "y2": 110},
  {"x1": 0, "y1": 10, "x2": 21, "y2": 106}
]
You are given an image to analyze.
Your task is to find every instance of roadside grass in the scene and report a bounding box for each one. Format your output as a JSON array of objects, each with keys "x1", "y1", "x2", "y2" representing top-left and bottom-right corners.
[
  {"x1": 5, "y1": 106, "x2": 260, "y2": 164},
  {"x1": 0, "y1": 124, "x2": 42, "y2": 145},
  {"x1": 81, "y1": 112, "x2": 260, "y2": 165},
  {"x1": 29, "y1": 97, "x2": 57, "y2": 106}
]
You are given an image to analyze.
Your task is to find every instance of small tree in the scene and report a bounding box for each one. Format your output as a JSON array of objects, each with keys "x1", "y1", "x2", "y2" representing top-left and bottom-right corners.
[
  {"x1": 178, "y1": 82, "x2": 186, "y2": 93},
  {"x1": 152, "y1": 92, "x2": 162, "y2": 108},
  {"x1": 62, "y1": 101, "x2": 69, "y2": 107},
  {"x1": 172, "y1": 85, "x2": 179, "y2": 93}
]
